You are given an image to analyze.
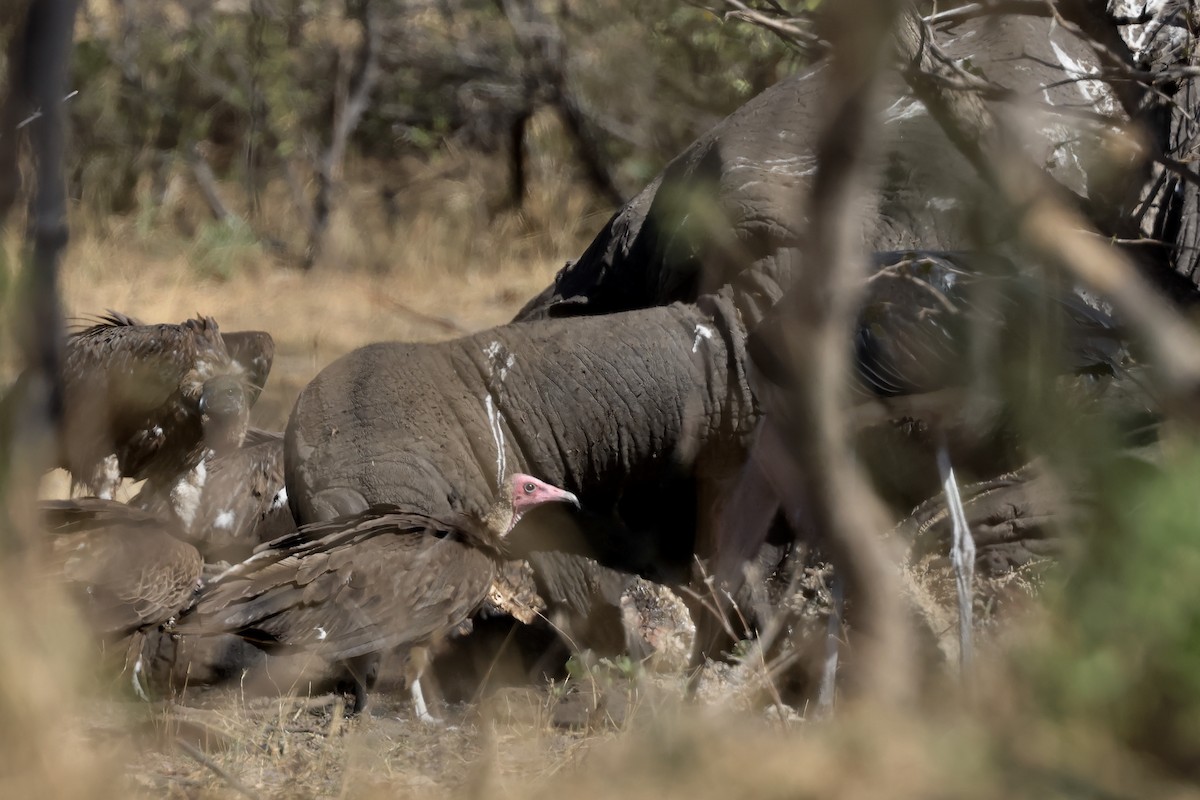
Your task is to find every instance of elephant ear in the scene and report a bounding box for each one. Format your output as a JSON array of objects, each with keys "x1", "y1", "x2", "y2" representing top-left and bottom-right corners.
[
  {"x1": 515, "y1": 12, "x2": 1175, "y2": 324},
  {"x1": 513, "y1": 86, "x2": 814, "y2": 324}
]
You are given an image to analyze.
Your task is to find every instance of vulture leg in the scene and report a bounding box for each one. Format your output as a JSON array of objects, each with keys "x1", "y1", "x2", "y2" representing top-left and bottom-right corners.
[
  {"x1": 405, "y1": 646, "x2": 442, "y2": 726},
  {"x1": 126, "y1": 632, "x2": 151, "y2": 701},
  {"x1": 815, "y1": 575, "x2": 843, "y2": 716},
  {"x1": 131, "y1": 654, "x2": 150, "y2": 702},
  {"x1": 340, "y1": 653, "x2": 380, "y2": 715},
  {"x1": 410, "y1": 679, "x2": 439, "y2": 726},
  {"x1": 936, "y1": 443, "x2": 975, "y2": 673}
]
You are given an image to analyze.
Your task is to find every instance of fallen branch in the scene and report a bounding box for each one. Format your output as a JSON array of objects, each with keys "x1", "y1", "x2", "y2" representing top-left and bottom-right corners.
[
  {"x1": 753, "y1": 0, "x2": 917, "y2": 709},
  {"x1": 188, "y1": 144, "x2": 236, "y2": 224},
  {"x1": 174, "y1": 737, "x2": 258, "y2": 799},
  {"x1": 374, "y1": 293, "x2": 470, "y2": 334}
]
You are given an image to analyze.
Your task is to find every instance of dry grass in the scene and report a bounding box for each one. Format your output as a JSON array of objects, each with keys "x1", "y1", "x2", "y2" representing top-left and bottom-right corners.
[{"x1": 52, "y1": 124, "x2": 601, "y2": 425}]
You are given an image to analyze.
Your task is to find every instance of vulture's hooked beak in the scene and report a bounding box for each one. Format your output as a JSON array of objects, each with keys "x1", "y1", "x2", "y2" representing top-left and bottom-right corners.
[{"x1": 506, "y1": 474, "x2": 581, "y2": 534}]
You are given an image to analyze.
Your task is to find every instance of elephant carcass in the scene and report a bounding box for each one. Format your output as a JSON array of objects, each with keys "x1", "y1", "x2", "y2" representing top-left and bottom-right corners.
[
  {"x1": 1112, "y1": 4, "x2": 1200, "y2": 301},
  {"x1": 286, "y1": 296, "x2": 756, "y2": 578},
  {"x1": 517, "y1": 12, "x2": 1154, "y2": 324}
]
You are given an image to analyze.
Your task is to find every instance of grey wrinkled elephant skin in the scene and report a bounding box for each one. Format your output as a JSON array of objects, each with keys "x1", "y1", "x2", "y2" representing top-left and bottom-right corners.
[
  {"x1": 286, "y1": 296, "x2": 758, "y2": 569},
  {"x1": 518, "y1": 13, "x2": 1146, "y2": 324}
]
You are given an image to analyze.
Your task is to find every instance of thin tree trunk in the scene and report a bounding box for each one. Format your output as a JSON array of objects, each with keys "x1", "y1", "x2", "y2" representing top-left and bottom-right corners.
[
  {"x1": 507, "y1": 107, "x2": 532, "y2": 209},
  {"x1": 304, "y1": 0, "x2": 381, "y2": 270},
  {"x1": 0, "y1": 0, "x2": 77, "y2": 549}
]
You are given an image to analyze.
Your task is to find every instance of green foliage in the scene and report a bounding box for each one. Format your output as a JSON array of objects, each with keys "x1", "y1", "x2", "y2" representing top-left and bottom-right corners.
[
  {"x1": 64, "y1": 0, "x2": 803, "y2": 229},
  {"x1": 1026, "y1": 447, "x2": 1200, "y2": 775},
  {"x1": 729, "y1": 638, "x2": 755, "y2": 661},
  {"x1": 188, "y1": 217, "x2": 262, "y2": 281},
  {"x1": 565, "y1": 652, "x2": 643, "y2": 687}
]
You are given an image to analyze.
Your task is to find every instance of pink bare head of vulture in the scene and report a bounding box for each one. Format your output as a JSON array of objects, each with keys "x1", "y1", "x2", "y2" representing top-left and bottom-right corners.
[{"x1": 502, "y1": 473, "x2": 579, "y2": 534}]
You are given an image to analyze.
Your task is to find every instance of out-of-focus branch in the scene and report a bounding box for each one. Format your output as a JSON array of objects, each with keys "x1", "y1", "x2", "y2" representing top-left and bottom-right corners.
[
  {"x1": 924, "y1": 1, "x2": 1052, "y2": 26},
  {"x1": 0, "y1": 0, "x2": 77, "y2": 550},
  {"x1": 688, "y1": 0, "x2": 826, "y2": 54},
  {"x1": 895, "y1": 9, "x2": 1200, "y2": 407},
  {"x1": 765, "y1": 0, "x2": 915, "y2": 708}
]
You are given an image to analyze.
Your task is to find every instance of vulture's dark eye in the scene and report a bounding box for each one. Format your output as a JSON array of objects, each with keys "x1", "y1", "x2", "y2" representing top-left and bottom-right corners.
[{"x1": 524, "y1": 482, "x2": 536, "y2": 494}]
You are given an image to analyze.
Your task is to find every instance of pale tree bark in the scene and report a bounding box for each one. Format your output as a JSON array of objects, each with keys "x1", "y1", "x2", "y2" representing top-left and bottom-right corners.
[
  {"x1": 304, "y1": 0, "x2": 382, "y2": 269},
  {"x1": 754, "y1": 0, "x2": 917, "y2": 709},
  {"x1": 496, "y1": 0, "x2": 624, "y2": 208}
]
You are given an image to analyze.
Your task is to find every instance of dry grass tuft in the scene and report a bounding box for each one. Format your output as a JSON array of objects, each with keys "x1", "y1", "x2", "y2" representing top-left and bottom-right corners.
[{"x1": 0, "y1": 574, "x2": 124, "y2": 798}]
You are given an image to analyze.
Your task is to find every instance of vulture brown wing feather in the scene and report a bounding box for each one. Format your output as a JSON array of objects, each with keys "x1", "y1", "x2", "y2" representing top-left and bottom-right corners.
[
  {"x1": 184, "y1": 510, "x2": 500, "y2": 662},
  {"x1": 190, "y1": 438, "x2": 292, "y2": 560},
  {"x1": 221, "y1": 331, "x2": 275, "y2": 407},
  {"x1": 41, "y1": 500, "x2": 202, "y2": 638}
]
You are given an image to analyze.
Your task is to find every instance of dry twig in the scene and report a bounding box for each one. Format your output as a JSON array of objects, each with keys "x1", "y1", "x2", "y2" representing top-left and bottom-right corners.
[
  {"x1": 305, "y1": 0, "x2": 382, "y2": 268},
  {"x1": 174, "y1": 737, "x2": 258, "y2": 799}
]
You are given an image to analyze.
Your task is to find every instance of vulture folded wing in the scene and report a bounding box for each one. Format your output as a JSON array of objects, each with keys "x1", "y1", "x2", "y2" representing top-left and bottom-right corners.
[
  {"x1": 41, "y1": 499, "x2": 203, "y2": 638},
  {"x1": 183, "y1": 510, "x2": 500, "y2": 661}
]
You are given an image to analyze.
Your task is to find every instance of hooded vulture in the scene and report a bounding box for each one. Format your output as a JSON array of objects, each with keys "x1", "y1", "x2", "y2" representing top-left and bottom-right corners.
[{"x1": 177, "y1": 473, "x2": 579, "y2": 715}]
